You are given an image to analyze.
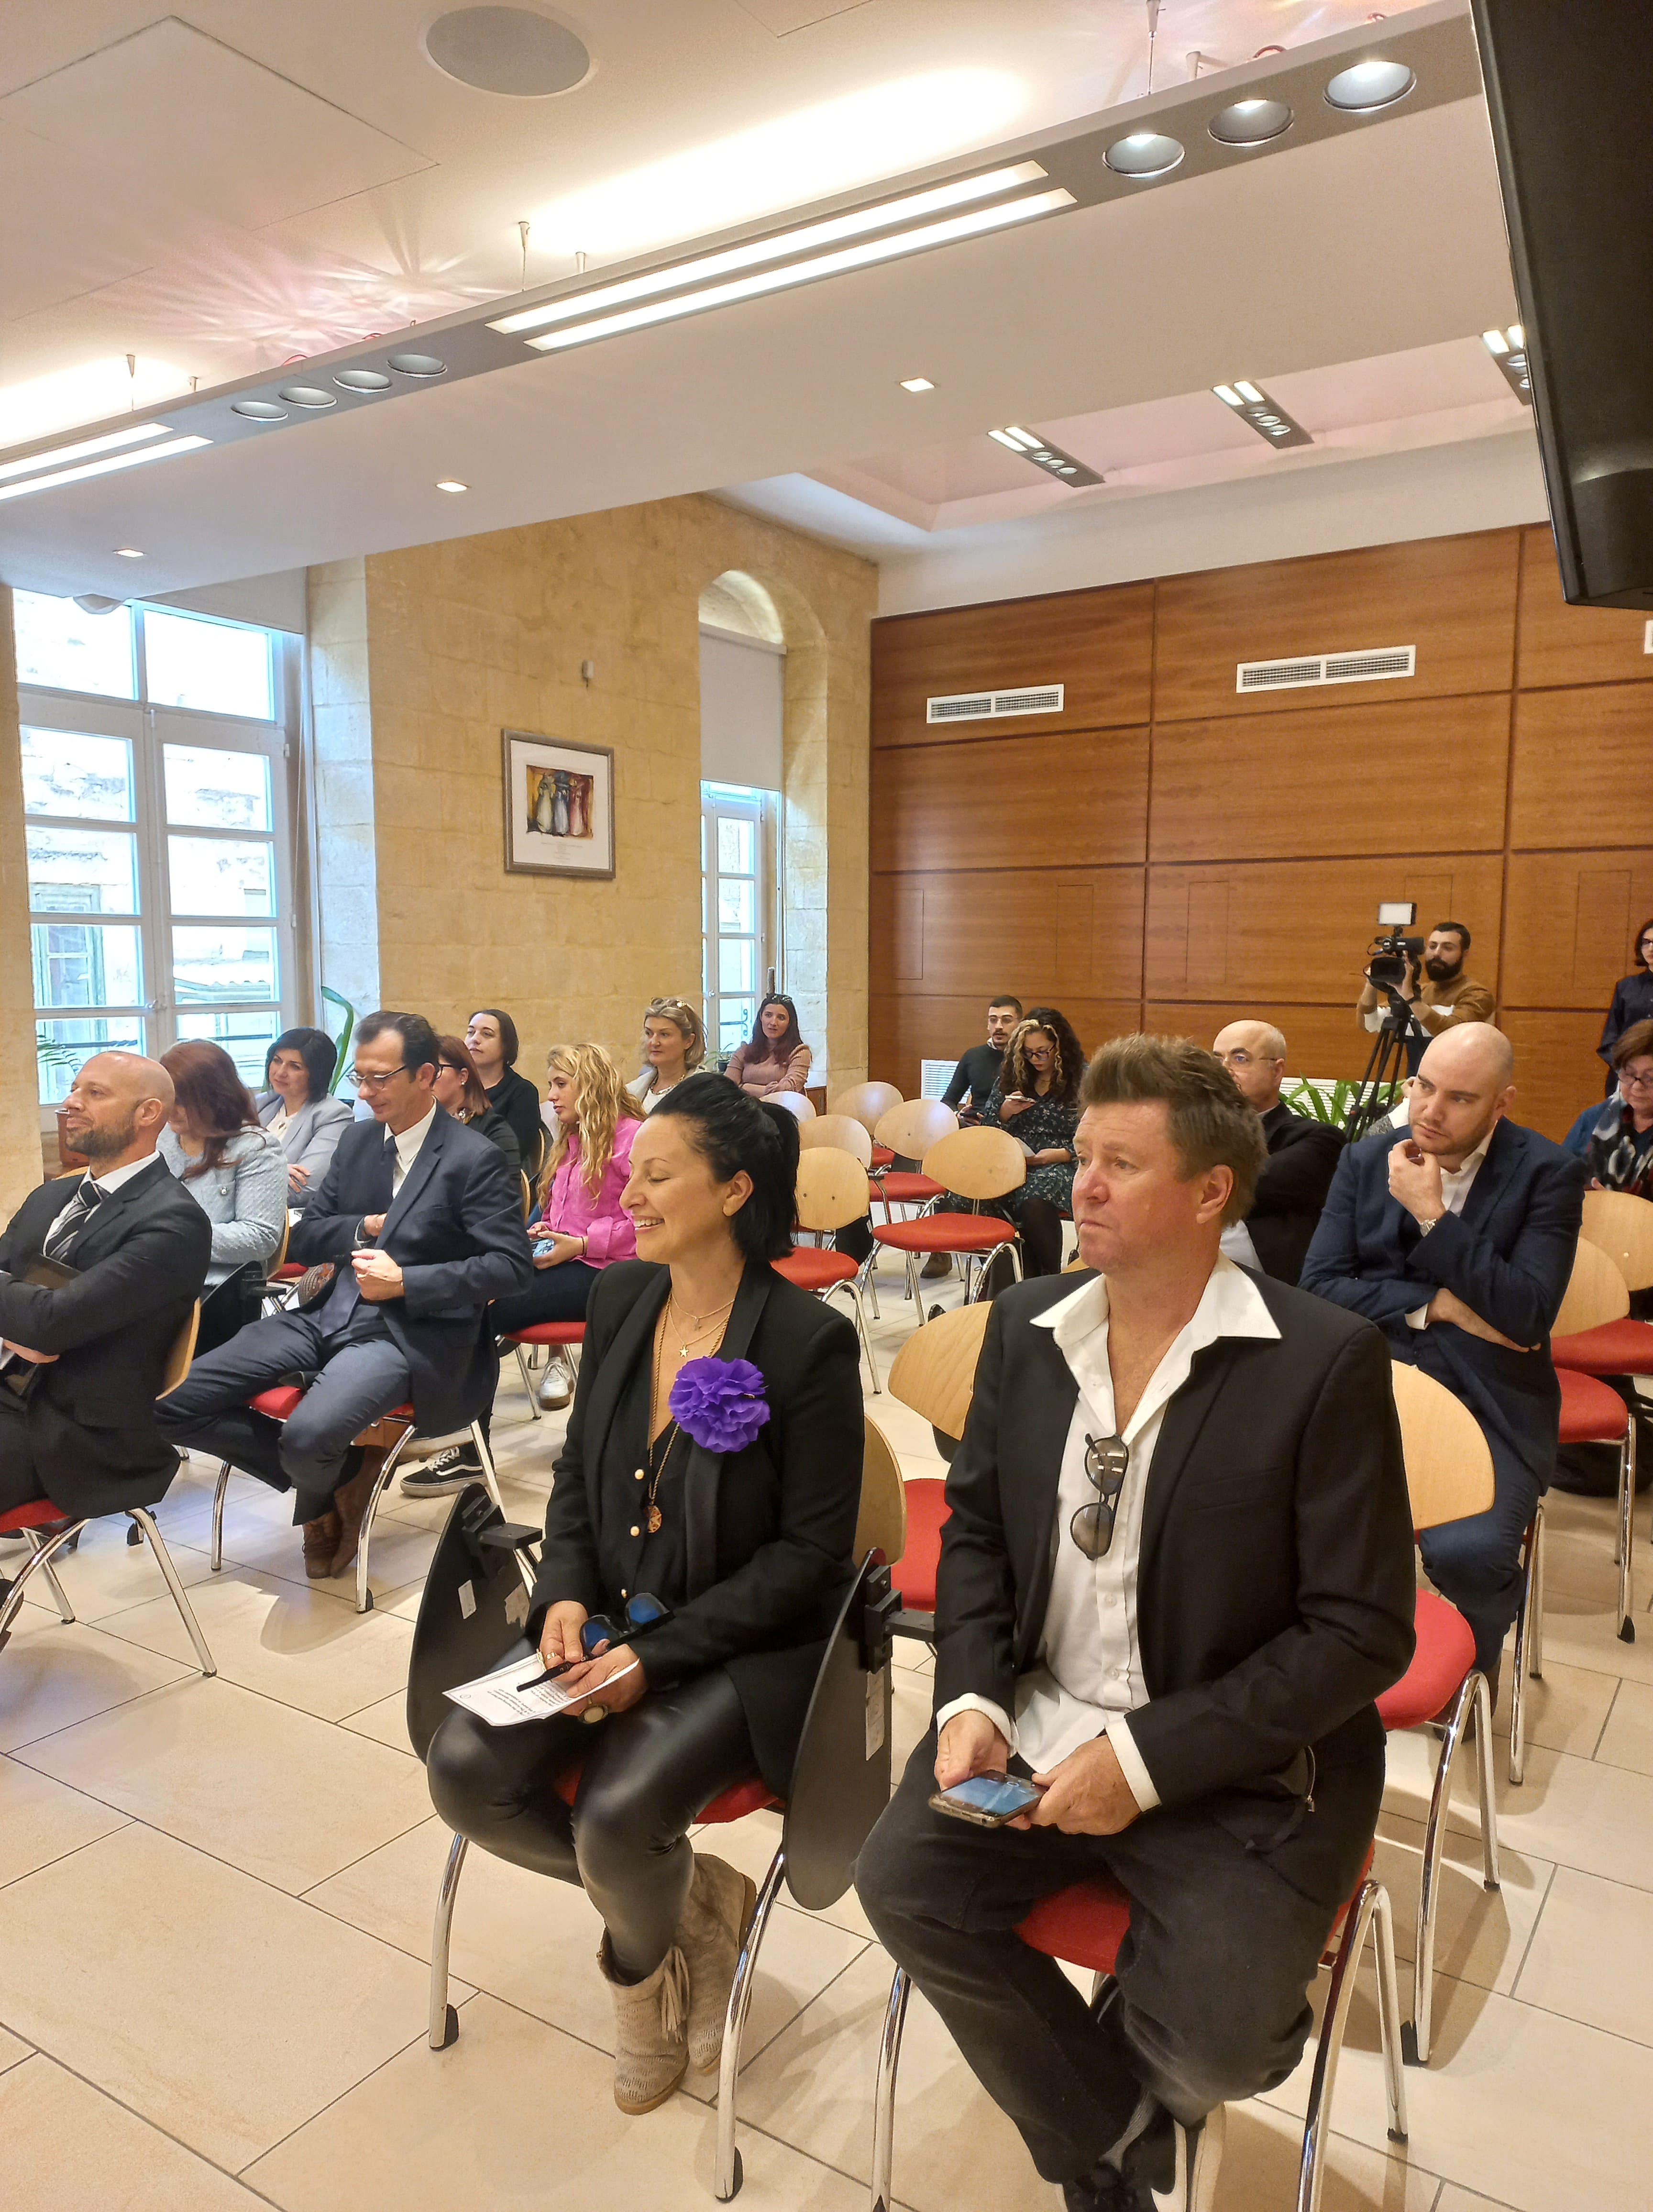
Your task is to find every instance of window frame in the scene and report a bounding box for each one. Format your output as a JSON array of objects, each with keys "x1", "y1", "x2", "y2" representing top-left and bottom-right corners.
[{"x1": 701, "y1": 781, "x2": 780, "y2": 1061}]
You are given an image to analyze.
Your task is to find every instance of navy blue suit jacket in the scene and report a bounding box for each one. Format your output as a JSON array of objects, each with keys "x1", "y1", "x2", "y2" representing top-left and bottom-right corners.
[
  {"x1": 288, "y1": 1106, "x2": 532, "y2": 1438},
  {"x1": 1300, "y1": 1117, "x2": 1585, "y2": 1492}
]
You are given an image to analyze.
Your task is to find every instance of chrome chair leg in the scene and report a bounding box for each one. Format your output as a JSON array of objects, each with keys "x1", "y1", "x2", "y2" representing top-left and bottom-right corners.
[
  {"x1": 1509, "y1": 1506, "x2": 1543, "y2": 1786},
  {"x1": 0, "y1": 1517, "x2": 87, "y2": 1646},
  {"x1": 844, "y1": 1283, "x2": 882, "y2": 1394},
  {"x1": 23, "y1": 1529, "x2": 77, "y2": 1624},
  {"x1": 513, "y1": 1341, "x2": 541, "y2": 1421},
  {"x1": 1373, "y1": 1882, "x2": 1410, "y2": 2147},
  {"x1": 127, "y1": 1507, "x2": 215, "y2": 1676},
  {"x1": 715, "y1": 1844, "x2": 785, "y2": 2202},
  {"x1": 1618, "y1": 1420, "x2": 1636, "y2": 1642},
  {"x1": 903, "y1": 1251, "x2": 920, "y2": 1315},
  {"x1": 1406, "y1": 1670, "x2": 1488, "y2": 2065},
  {"x1": 1473, "y1": 1669, "x2": 1501, "y2": 1891},
  {"x1": 1530, "y1": 1499, "x2": 1545, "y2": 1677},
  {"x1": 1297, "y1": 1878, "x2": 1406, "y2": 2212},
  {"x1": 429, "y1": 1830, "x2": 468, "y2": 2049},
  {"x1": 210, "y1": 1460, "x2": 231, "y2": 1571},
  {"x1": 355, "y1": 1423, "x2": 416, "y2": 1615},
  {"x1": 469, "y1": 1421, "x2": 505, "y2": 1511},
  {"x1": 870, "y1": 1964, "x2": 911, "y2": 2212}
]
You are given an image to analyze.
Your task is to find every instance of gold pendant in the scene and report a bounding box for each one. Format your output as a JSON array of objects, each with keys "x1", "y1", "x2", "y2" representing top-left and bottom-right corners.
[{"x1": 648, "y1": 1505, "x2": 663, "y2": 1534}]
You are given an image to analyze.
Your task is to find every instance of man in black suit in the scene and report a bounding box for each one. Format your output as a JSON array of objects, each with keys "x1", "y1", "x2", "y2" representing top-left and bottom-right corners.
[
  {"x1": 156, "y1": 1011, "x2": 531, "y2": 1580},
  {"x1": 1212, "y1": 1020, "x2": 1344, "y2": 1285},
  {"x1": 856, "y1": 1036, "x2": 1415, "y2": 2212},
  {"x1": 1301, "y1": 1023, "x2": 1584, "y2": 1683},
  {"x1": 0, "y1": 1051, "x2": 210, "y2": 1523}
]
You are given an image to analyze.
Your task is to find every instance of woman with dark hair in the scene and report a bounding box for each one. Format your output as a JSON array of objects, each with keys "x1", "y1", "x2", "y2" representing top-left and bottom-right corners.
[
  {"x1": 465, "y1": 1007, "x2": 544, "y2": 1168},
  {"x1": 258, "y1": 1025, "x2": 352, "y2": 1209},
  {"x1": 942, "y1": 1009, "x2": 1085, "y2": 1279},
  {"x1": 1597, "y1": 920, "x2": 1653, "y2": 1094},
  {"x1": 432, "y1": 1036, "x2": 521, "y2": 1178},
  {"x1": 426, "y1": 1083, "x2": 863, "y2": 2117},
  {"x1": 1584, "y1": 1020, "x2": 1653, "y2": 1198},
  {"x1": 723, "y1": 993, "x2": 810, "y2": 1097},
  {"x1": 160, "y1": 1040, "x2": 288, "y2": 1353}
]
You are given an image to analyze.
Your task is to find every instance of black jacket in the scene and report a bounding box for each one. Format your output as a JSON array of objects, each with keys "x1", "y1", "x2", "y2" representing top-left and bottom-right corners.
[
  {"x1": 935, "y1": 1269, "x2": 1415, "y2": 1906},
  {"x1": 1244, "y1": 1103, "x2": 1345, "y2": 1285},
  {"x1": 485, "y1": 1068, "x2": 544, "y2": 1175},
  {"x1": 289, "y1": 1108, "x2": 532, "y2": 1438},
  {"x1": 531, "y1": 1259, "x2": 864, "y2": 1794},
  {"x1": 0, "y1": 1158, "x2": 211, "y2": 1515},
  {"x1": 1598, "y1": 970, "x2": 1653, "y2": 1080},
  {"x1": 1301, "y1": 1117, "x2": 1585, "y2": 1493}
]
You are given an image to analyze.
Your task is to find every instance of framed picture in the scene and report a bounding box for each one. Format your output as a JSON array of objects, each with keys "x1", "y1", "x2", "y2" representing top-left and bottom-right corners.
[{"x1": 501, "y1": 730, "x2": 615, "y2": 879}]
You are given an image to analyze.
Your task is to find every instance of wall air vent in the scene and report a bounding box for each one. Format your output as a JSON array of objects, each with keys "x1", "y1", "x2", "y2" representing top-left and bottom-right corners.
[
  {"x1": 1235, "y1": 646, "x2": 1415, "y2": 694},
  {"x1": 926, "y1": 684, "x2": 1064, "y2": 723}
]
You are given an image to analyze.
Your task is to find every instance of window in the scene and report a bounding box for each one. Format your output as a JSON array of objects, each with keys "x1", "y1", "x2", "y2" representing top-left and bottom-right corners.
[
  {"x1": 16, "y1": 593, "x2": 296, "y2": 1101},
  {"x1": 702, "y1": 783, "x2": 778, "y2": 1057}
]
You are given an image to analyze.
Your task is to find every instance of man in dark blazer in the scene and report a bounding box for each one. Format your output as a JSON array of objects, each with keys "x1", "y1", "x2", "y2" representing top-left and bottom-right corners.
[
  {"x1": 1213, "y1": 1019, "x2": 1344, "y2": 1284},
  {"x1": 857, "y1": 1036, "x2": 1415, "y2": 2212},
  {"x1": 1301, "y1": 1023, "x2": 1585, "y2": 1681},
  {"x1": 156, "y1": 1011, "x2": 531, "y2": 1580},
  {"x1": 0, "y1": 1052, "x2": 210, "y2": 1524}
]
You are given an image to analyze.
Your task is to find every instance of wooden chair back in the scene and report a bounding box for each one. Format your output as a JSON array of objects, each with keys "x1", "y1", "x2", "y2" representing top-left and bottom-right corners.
[
  {"x1": 889, "y1": 1300, "x2": 993, "y2": 1440},
  {"x1": 158, "y1": 1302, "x2": 201, "y2": 1399},
  {"x1": 831, "y1": 1081, "x2": 903, "y2": 1135},
  {"x1": 1581, "y1": 1188, "x2": 1653, "y2": 1294},
  {"x1": 923, "y1": 1125, "x2": 1026, "y2": 1202},
  {"x1": 855, "y1": 1415, "x2": 908, "y2": 1565},
  {"x1": 1554, "y1": 1235, "x2": 1631, "y2": 1337},
  {"x1": 800, "y1": 1115, "x2": 873, "y2": 1168},
  {"x1": 268, "y1": 1214, "x2": 290, "y2": 1276},
  {"x1": 769, "y1": 1090, "x2": 816, "y2": 1123},
  {"x1": 794, "y1": 1148, "x2": 874, "y2": 1234},
  {"x1": 875, "y1": 1097, "x2": 958, "y2": 1160},
  {"x1": 1389, "y1": 1361, "x2": 1496, "y2": 1530},
  {"x1": 519, "y1": 1172, "x2": 534, "y2": 1221}
]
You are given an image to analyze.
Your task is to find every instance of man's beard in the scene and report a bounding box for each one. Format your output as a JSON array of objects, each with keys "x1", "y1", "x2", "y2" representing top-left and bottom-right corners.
[
  {"x1": 73, "y1": 1110, "x2": 139, "y2": 1161},
  {"x1": 1424, "y1": 956, "x2": 1462, "y2": 984}
]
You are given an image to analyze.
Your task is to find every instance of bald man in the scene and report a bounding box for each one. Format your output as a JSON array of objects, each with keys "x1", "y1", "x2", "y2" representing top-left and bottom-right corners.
[
  {"x1": 1213, "y1": 1021, "x2": 1344, "y2": 1285},
  {"x1": 1302, "y1": 1026, "x2": 1585, "y2": 1682},
  {"x1": 0, "y1": 1051, "x2": 210, "y2": 1528}
]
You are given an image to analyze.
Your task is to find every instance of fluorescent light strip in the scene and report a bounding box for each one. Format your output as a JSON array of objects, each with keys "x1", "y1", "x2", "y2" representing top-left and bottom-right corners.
[
  {"x1": 0, "y1": 420, "x2": 170, "y2": 486},
  {"x1": 0, "y1": 433, "x2": 210, "y2": 505},
  {"x1": 529, "y1": 189, "x2": 1074, "y2": 354},
  {"x1": 492, "y1": 161, "x2": 1049, "y2": 337}
]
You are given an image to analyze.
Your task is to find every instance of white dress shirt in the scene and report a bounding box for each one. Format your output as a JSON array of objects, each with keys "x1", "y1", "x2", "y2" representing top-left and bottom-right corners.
[
  {"x1": 1404, "y1": 1129, "x2": 1491, "y2": 1329},
  {"x1": 389, "y1": 1106, "x2": 438, "y2": 1197},
  {"x1": 935, "y1": 1255, "x2": 1282, "y2": 1812}
]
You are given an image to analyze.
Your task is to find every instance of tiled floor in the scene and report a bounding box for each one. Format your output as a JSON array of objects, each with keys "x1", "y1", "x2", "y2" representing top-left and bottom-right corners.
[{"x1": 3, "y1": 1255, "x2": 1649, "y2": 2211}]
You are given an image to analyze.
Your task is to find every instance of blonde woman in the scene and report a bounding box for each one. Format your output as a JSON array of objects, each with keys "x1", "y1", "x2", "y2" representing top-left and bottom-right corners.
[
  {"x1": 634, "y1": 997, "x2": 706, "y2": 1111},
  {"x1": 401, "y1": 1044, "x2": 646, "y2": 1496}
]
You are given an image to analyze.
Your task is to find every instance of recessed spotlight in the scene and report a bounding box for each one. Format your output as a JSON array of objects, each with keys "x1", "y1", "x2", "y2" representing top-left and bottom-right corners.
[
  {"x1": 987, "y1": 428, "x2": 1103, "y2": 486},
  {"x1": 436, "y1": 479, "x2": 469, "y2": 493},
  {"x1": 231, "y1": 399, "x2": 287, "y2": 421},
  {"x1": 1104, "y1": 131, "x2": 1185, "y2": 180},
  {"x1": 1325, "y1": 59, "x2": 1416, "y2": 113},
  {"x1": 899, "y1": 377, "x2": 935, "y2": 392},
  {"x1": 277, "y1": 385, "x2": 335, "y2": 409},
  {"x1": 1483, "y1": 326, "x2": 1533, "y2": 405},
  {"x1": 386, "y1": 353, "x2": 448, "y2": 378},
  {"x1": 1209, "y1": 98, "x2": 1293, "y2": 147},
  {"x1": 333, "y1": 368, "x2": 393, "y2": 393},
  {"x1": 1211, "y1": 381, "x2": 1312, "y2": 449},
  {"x1": 113, "y1": 547, "x2": 143, "y2": 559}
]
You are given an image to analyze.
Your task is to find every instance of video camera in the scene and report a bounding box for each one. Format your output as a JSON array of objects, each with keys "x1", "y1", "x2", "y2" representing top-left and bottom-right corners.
[{"x1": 1366, "y1": 901, "x2": 1424, "y2": 991}]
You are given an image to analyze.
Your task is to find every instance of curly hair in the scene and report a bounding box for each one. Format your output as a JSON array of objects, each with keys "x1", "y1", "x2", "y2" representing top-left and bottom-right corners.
[
  {"x1": 540, "y1": 1043, "x2": 647, "y2": 1204},
  {"x1": 1005, "y1": 1010, "x2": 1085, "y2": 1106}
]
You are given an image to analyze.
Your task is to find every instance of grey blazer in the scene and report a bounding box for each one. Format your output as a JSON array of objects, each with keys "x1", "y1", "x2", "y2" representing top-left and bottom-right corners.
[
  {"x1": 157, "y1": 1122, "x2": 287, "y2": 1287},
  {"x1": 257, "y1": 1090, "x2": 353, "y2": 1209}
]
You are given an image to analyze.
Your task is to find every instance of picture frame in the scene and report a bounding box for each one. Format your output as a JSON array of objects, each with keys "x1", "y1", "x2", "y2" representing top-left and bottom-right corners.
[{"x1": 501, "y1": 730, "x2": 615, "y2": 879}]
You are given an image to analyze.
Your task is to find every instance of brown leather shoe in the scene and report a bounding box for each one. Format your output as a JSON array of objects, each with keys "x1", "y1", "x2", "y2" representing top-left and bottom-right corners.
[
  {"x1": 301, "y1": 1511, "x2": 342, "y2": 1580},
  {"x1": 920, "y1": 1253, "x2": 953, "y2": 1280},
  {"x1": 329, "y1": 1448, "x2": 388, "y2": 1579}
]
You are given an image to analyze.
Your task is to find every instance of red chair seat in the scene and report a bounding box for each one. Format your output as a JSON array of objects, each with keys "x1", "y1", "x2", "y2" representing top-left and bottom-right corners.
[
  {"x1": 1016, "y1": 1875, "x2": 1132, "y2": 1973},
  {"x1": 1557, "y1": 1365, "x2": 1629, "y2": 1444},
  {"x1": 272, "y1": 1264, "x2": 306, "y2": 1282},
  {"x1": 875, "y1": 1217, "x2": 1017, "y2": 1255},
  {"x1": 249, "y1": 1384, "x2": 306, "y2": 1420},
  {"x1": 870, "y1": 1145, "x2": 895, "y2": 1169},
  {"x1": 552, "y1": 1759, "x2": 779, "y2": 1820},
  {"x1": 0, "y1": 1499, "x2": 76, "y2": 1535},
  {"x1": 774, "y1": 1247, "x2": 860, "y2": 1291},
  {"x1": 506, "y1": 1323, "x2": 587, "y2": 1347},
  {"x1": 1551, "y1": 1317, "x2": 1653, "y2": 1377},
  {"x1": 875, "y1": 1173, "x2": 945, "y2": 1205},
  {"x1": 894, "y1": 1479, "x2": 949, "y2": 1613},
  {"x1": 1375, "y1": 1590, "x2": 1477, "y2": 1732}
]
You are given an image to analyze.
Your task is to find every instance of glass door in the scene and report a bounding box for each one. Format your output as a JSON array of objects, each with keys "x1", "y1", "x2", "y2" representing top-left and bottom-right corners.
[{"x1": 701, "y1": 784, "x2": 770, "y2": 1060}]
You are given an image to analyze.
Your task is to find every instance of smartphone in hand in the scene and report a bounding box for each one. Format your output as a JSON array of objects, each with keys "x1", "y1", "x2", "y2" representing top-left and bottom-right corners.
[{"x1": 929, "y1": 1773, "x2": 1045, "y2": 1826}]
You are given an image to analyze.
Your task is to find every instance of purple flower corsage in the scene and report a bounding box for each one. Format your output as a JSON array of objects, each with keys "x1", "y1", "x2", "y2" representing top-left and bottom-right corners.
[{"x1": 670, "y1": 1356, "x2": 771, "y2": 1454}]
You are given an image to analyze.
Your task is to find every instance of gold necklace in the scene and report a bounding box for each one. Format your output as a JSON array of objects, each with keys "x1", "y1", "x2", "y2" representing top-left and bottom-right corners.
[{"x1": 665, "y1": 1289, "x2": 736, "y2": 1360}]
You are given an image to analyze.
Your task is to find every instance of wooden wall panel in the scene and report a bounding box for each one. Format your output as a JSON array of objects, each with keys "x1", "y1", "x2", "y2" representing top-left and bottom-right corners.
[
  {"x1": 1144, "y1": 856, "x2": 1504, "y2": 1005},
  {"x1": 871, "y1": 729, "x2": 1147, "y2": 874},
  {"x1": 1501, "y1": 852, "x2": 1653, "y2": 1009},
  {"x1": 871, "y1": 581, "x2": 1153, "y2": 746},
  {"x1": 1510, "y1": 684, "x2": 1653, "y2": 849},
  {"x1": 871, "y1": 867, "x2": 1143, "y2": 1003},
  {"x1": 871, "y1": 996, "x2": 1140, "y2": 1101},
  {"x1": 1149, "y1": 693, "x2": 1510, "y2": 863},
  {"x1": 1143, "y1": 1002, "x2": 1390, "y2": 1085},
  {"x1": 1499, "y1": 1010, "x2": 1607, "y2": 1142},
  {"x1": 1516, "y1": 524, "x2": 1653, "y2": 692},
  {"x1": 1152, "y1": 531, "x2": 1521, "y2": 722}
]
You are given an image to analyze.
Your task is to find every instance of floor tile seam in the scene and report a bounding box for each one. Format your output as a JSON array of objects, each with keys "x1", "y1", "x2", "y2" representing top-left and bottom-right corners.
[
  {"x1": 83, "y1": 1576, "x2": 400, "y2": 1672},
  {"x1": 0, "y1": 1807, "x2": 135, "y2": 1893},
  {"x1": 235, "y1": 2007, "x2": 480, "y2": 2179},
  {"x1": 1294, "y1": 1936, "x2": 1653, "y2": 2059},
  {"x1": 1590, "y1": 1676, "x2": 1625, "y2": 1762},
  {"x1": 0, "y1": 1663, "x2": 199, "y2": 1755},
  {"x1": 726, "y1": 1933, "x2": 875, "y2": 2075},
  {"x1": 1504, "y1": 1860, "x2": 1558, "y2": 2002}
]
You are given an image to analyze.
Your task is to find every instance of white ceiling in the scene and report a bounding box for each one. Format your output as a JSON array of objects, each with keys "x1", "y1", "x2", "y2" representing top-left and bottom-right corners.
[{"x1": 0, "y1": 0, "x2": 1531, "y2": 609}]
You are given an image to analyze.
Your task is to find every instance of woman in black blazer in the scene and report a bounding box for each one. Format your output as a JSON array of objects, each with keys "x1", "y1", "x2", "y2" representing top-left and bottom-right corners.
[
  {"x1": 426, "y1": 1084, "x2": 863, "y2": 2118},
  {"x1": 1597, "y1": 918, "x2": 1653, "y2": 1093}
]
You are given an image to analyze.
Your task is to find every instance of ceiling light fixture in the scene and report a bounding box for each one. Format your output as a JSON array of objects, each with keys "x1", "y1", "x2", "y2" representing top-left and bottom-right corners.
[
  {"x1": 0, "y1": 432, "x2": 210, "y2": 505},
  {"x1": 0, "y1": 420, "x2": 170, "y2": 486},
  {"x1": 333, "y1": 368, "x2": 394, "y2": 393},
  {"x1": 113, "y1": 547, "x2": 143, "y2": 558},
  {"x1": 524, "y1": 187, "x2": 1074, "y2": 354},
  {"x1": 987, "y1": 427, "x2": 1103, "y2": 487},
  {"x1": 231, "y1": 399, "x2": 287, "y2": 422},
  {"x1": 493, "y1": 161, "x2": 1052, "y2": 338},
  {"x1": 1212, "y1": 382, "x2": 1313, "y2": 449},
  {"x1": 1482, "y1": 324, "x2": 1532, "y2": 404},
  {"x1": 1103, "y1": 131, "x2": 1185, "y2": 179},
  {"x1": 900, "y1": 377, "x2": 935, "y2": 392},
  {"x1": 435, "y1": 479, "x2": 469, "y2": 493},
  {"x1": 387, "y1": 353, "x2": 448, "y2": 378},
  {"x1": 1324, "y1": 58, "x2": 1416, "y2": 112},
  {"x1": 1208, "y1": 98, "x2": 1293, "y2": 146},
  {"x1": 277, "y1": 386, "x2": 336, "y2": 409}
]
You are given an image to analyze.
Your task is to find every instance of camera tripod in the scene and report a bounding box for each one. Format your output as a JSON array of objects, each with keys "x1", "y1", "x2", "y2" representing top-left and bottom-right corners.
[{"x1": 1344, "y1": 985, "x2": 1430, "y2": 1138}]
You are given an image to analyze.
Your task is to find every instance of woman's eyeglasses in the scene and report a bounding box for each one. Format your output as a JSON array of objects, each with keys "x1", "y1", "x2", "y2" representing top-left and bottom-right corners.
[{"x1": 1070, "y1": 1433, "x2": 1129, "y2": 1560}]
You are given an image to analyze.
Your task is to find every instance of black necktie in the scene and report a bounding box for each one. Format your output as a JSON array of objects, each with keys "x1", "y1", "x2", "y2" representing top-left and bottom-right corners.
[
  {"x1": 44, "y1": 1175, "x2": 107, "y2": 1260},
  {"x1": 367, "y1": 1130, "x2": 397, "y2": 1217}
]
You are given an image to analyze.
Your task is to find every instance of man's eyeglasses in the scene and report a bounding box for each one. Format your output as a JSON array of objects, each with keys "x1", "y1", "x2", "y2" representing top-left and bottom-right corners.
[
  {"x1": 346, "y1": 1063, "x2": 409, "y2": 1091},
  {"x1": 1071, "y1": 1433, "x2": 1129, "y2": 1560},
  {"x1": 1217, "y1": 1050, "x2": 1278, "y2": 1070}
]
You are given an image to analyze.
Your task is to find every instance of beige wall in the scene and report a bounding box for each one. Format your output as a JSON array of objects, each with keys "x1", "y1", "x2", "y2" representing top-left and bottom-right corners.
[
  {"x1": 0, "y1": 586, "x2": 42, "y2": 1211},
  {"x1": 313, "y1": 493, "x2": 874, "y2": 1093}
]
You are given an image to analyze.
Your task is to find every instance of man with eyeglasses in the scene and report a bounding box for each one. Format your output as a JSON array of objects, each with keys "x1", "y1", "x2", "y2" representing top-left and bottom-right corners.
[
  {"x1": 1211, "y1": 1020, "x2": 1344, "y2": 1286},
  {"x1": 156, "y1": 1011, "x2": 532, "y2": 1582},
  {"x1": 857, "y1": 1034, "x2": 1414, "y2": 2212}
]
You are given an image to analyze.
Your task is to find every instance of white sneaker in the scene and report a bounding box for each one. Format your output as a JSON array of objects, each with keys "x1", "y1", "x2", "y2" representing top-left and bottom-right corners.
[
  {"x1": 535, "y1": 1355, "x2": 573, "y2": 1412},
  {"x1": 399, "y1": 1443, "x2": 484, "y2": 1498},
  {"x1": 1122, "y1": 2102, "x2": 1225, "y2": 2212}
]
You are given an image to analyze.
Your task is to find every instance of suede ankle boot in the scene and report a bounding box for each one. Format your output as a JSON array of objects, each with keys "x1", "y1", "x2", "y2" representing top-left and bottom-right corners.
[
  {"x1": 598, "y1": 1934, "x2": 690, "y2": 2114},
  {"x1": 675, "y1": 1851, "x2": 758, "y2": 2071}
]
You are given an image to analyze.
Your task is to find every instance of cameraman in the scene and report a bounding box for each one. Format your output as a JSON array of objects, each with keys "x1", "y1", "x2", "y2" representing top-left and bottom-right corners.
[{"x1": 1357, "y1": 920, "x2": 1494, "y2": 1075}]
